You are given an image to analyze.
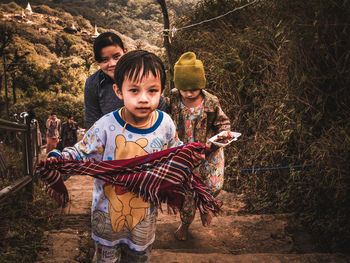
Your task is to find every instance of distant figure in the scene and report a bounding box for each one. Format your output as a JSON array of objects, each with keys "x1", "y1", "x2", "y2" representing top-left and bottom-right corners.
[
  {"x1": 61, "y1": 115, "x2": 78, "y2": 148},
  {"x1": 46, "y1": 112, "x2": 61, "y2": 153},
  {"x1": 167, "y1": 52, "x2": 232, "y2": 241},
  {"x1": 84, "y1": 32, "x2": 166, "y2": 129}
]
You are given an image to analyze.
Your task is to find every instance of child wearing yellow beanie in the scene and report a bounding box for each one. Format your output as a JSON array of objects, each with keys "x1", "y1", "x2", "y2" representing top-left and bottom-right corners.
[{"x1": 167, "y1": 51, "x2": 232, "y2": 240}]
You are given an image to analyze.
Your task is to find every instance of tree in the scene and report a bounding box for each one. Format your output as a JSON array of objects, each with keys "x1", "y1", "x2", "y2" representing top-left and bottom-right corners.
[
  {"x1": 157, "y1": 0, "x2": 174, "y2": 89},
  {"x1": 8, "y1": 50, "x2": 30, "y2": 104},
  {"x1": 0, "y1": 22, "x2": 15, "y2": 118}
]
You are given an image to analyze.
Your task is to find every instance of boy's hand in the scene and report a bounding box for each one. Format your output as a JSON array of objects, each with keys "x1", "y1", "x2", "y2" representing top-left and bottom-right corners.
[{"x1": 37, "y1": 156, "x2": 69, "y2": 207}]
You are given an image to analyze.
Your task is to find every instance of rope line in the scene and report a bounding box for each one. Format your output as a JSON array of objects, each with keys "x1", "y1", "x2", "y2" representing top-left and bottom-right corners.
[
  {"x1": 155, "y1": 0, "x2": 261, "y2": 36},
  {"x1": 241, "y1": 163, "x2": 314, "y2": 172}
]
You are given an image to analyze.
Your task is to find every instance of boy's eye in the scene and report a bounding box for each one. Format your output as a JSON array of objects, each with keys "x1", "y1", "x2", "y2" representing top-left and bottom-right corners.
[
  {"x1": 150, "y1": 89, "x2": 159, "y2": 93},
  {"x1": 101, "y1": 58, "x2": 108, "y2": 63},
  {"x1": 113, "y1": 54, "x2": 121, "y2": 60}
]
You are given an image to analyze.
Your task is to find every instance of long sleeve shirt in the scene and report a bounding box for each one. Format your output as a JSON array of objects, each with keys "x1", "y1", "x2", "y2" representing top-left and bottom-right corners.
[
  {"x1": 167, "y1": 88, "x2": 231, "y2": 147},
  {"x1": 61, "y1": 109, "x2": 181, "y2": 250}
]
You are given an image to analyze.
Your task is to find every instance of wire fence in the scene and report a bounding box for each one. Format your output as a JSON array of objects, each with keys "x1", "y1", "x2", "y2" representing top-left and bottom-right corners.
[{"x1": 0, "y1": 113, "x2": 41, "y2": 203}]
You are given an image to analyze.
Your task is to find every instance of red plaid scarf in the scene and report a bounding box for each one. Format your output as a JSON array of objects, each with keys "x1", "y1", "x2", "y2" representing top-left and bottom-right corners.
[{"x1": 37, "y1": 143, "x2": 222, "y2": 215}]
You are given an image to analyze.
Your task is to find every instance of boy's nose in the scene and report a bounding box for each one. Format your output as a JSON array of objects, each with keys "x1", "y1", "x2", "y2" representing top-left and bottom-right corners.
[
  {"x1": 109, "y1": 59, "x2": 117, "y2": 66},
  {"x1": 138, "y1": 92, "x2": 149, "y2": 102}
]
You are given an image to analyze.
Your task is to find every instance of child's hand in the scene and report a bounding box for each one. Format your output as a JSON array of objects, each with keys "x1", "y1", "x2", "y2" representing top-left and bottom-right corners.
[
  {"x1": 37, "y1": 156, "x2": 69, "y2": 207},
  {"x1": 192, "y1": 149, "x2": 206, "y2": 166}
]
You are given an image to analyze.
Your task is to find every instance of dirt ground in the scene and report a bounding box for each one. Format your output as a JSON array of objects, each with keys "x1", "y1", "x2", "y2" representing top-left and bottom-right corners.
[{"x1": 36, "y1": 175, "x2": 350, "y2": 263}]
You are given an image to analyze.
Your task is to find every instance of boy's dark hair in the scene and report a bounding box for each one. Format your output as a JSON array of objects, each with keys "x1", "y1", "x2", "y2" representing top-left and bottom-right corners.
[
  {"x1": 114, "y1": 50, "x2": 166, "y2": 91},
  {"x1": 93, "y1": 32, "x2": 125, "y2": 63},
  {"x1": 50, "y1": 112, "x2": 55, "y2": 116}
]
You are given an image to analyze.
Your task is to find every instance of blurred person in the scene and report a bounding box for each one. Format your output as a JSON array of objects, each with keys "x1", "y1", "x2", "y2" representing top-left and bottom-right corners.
[
  {"x1": 61, "y1": 115, "x2": 78, "y2": 148},
  {"x1": 46, "y1": 112, "x2": 61, "y2": 153}
]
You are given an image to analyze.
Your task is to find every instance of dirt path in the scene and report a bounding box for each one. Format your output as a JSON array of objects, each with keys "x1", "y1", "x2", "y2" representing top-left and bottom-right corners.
[{"x1": 36, "y1": 175, "x2": 349, "y2": 263}]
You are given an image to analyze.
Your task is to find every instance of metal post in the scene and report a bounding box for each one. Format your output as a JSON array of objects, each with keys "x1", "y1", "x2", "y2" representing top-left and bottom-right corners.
[{"x1": 22, "y1": 112, "x2": 34, "y2": 201}]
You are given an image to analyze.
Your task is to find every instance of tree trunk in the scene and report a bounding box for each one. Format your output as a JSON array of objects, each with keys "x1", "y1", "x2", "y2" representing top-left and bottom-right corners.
[
  {"x1": 12, "y1": 77, "x2": 16, "y2": 104},
  {"x1": 2, "y1": 55, "x2": 9, "y2": 118},
  {"x1": 156, "y1": 0, "x2": 174, "y2": 89},
  {"x1": 0, "y1": 74, "x2": 2, "y2": 97}
]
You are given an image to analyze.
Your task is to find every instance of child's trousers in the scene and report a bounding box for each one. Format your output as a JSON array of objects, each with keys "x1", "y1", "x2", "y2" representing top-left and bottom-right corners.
[
  {"x1": 180, "y1": 148, "x2": 224, "y2": 225},
  {"x1": 93, "y1": 242, "x2": 151, "y2": 263},
  {"x1": 193, "y1": 147, "x2": 225, "y2": 196}
]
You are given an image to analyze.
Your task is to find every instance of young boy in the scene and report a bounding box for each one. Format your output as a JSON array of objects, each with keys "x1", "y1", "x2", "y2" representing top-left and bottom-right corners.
[{"x1": 53, "y1": 50, "x2": 181, "y2": 262}]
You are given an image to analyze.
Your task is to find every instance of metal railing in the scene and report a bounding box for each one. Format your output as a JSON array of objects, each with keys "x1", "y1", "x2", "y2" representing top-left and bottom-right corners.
[{"x1": 0, "y1": 112, "x2": 41, "y2": 203}]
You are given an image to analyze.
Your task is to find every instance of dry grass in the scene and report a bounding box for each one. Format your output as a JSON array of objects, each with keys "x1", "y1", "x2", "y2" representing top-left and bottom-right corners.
[
  {"x1": 171, "y1": 0, "x2": 350, "y2": 252},
  {"x1": 0, "y1": 184, "x2": 63, "y2": 262}
]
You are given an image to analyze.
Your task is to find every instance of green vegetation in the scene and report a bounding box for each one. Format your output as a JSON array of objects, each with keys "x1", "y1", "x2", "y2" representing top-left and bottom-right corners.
[
  {"x1": 171, "y1": 0, "x2": 349, "y2": 252},
  {"x1": 0, "y1": 2, "x2": 95, "y2": 130},
  {"x1": 2, "y1": 0, "x2": 198, "y2": 46},
  {"x1": 0, "y1": 143, "x2": 24, "y2": 189}
]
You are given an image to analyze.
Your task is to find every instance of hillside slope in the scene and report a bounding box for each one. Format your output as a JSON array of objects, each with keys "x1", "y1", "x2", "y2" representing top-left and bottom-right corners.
[
  {"x1": 0, "y1": 1, "x2": 162, "y2": 127},
  {"x1": 3, "y1": 0, "x2": 199, "y2": 46}
]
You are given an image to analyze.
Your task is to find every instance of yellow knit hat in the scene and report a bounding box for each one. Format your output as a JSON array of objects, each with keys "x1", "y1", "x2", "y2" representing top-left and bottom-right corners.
[{"x1": 174, "y1": 52, "x2": 206, "y2": 91}]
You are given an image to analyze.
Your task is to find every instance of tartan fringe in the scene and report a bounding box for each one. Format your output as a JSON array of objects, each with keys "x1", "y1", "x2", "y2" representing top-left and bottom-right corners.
[
  {"x1": 45, "y1": 183, "x2": 69, "y2": 207},
  {"x1": 37, "y1": 143, "x2": 222, "y2": 215}
]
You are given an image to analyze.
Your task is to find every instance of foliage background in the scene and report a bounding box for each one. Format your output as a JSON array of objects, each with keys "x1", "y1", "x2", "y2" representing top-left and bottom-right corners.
[
  {"x1": 2, "y1": 0, "x2": 199, "y2": 46},
  {"x1": 170, "y1": 0, "x2": 350, "y2": 252}
]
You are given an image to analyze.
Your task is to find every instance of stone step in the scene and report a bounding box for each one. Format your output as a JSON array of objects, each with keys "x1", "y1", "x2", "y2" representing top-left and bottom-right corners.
[
  {"x1": 154, "y1": 212, "x2": 302, "y2": 254},
  {"x1": 63, "y1": 175, "x2": 94, "y2": 215},
  {"x1": 150, "y1": 251, "x2": 350, "y2": 263}
]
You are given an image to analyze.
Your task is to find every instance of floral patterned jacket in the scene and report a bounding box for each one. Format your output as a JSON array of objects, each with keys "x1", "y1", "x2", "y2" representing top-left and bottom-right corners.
[{"x1": 166, "y1": 88, "x2": 231, "y2": 148}]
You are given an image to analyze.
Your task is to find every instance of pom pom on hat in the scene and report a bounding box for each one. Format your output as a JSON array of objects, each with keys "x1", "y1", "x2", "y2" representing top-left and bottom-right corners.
[{"x1": 174, "y1": 52, "x2": 206, "y2": 91}]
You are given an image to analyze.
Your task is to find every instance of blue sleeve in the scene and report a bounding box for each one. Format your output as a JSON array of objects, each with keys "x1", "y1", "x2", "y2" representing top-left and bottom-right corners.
[{"x1": 61, "y1": 122, "x2": 106, "y2": 162}]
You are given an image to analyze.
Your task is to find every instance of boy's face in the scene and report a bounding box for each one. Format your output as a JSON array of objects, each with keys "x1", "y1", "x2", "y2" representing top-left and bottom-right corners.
[
  {"x1": 113, "y1": 72, "x2": 163, "y2": 123},
  {"x1": 98, "y1": 45, "x2": 125, "y2": 80},
  {"x1": 179, "y1": 89, "x2": 202, "y2": 102}
]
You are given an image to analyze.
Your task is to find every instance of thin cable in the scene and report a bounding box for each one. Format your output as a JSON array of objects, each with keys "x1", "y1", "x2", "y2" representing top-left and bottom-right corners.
[
  {"x1": 154, "y1": 0, "x2": 261, "y2": 35},
  {"x1": 175, "y1": 0, "x2": 260, "y2": 31},
  {"x1": 241, "y1": 163, "x2": 314, "y2": 172}
]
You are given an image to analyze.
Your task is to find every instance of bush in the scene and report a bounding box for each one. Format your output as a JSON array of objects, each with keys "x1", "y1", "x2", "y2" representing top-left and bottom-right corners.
[
  {"x1": 171, "y1": 0, "x2": 350, "y2": 252},
  {"x1": 0, "y1": 184, "x2": 63, "y2": 262},
  {"x1": 1, "y1": 2, "x2": 22, "y2": 12},
  {"x1": 35, "y1": 4, "x2": 56, "y2": 16}
]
